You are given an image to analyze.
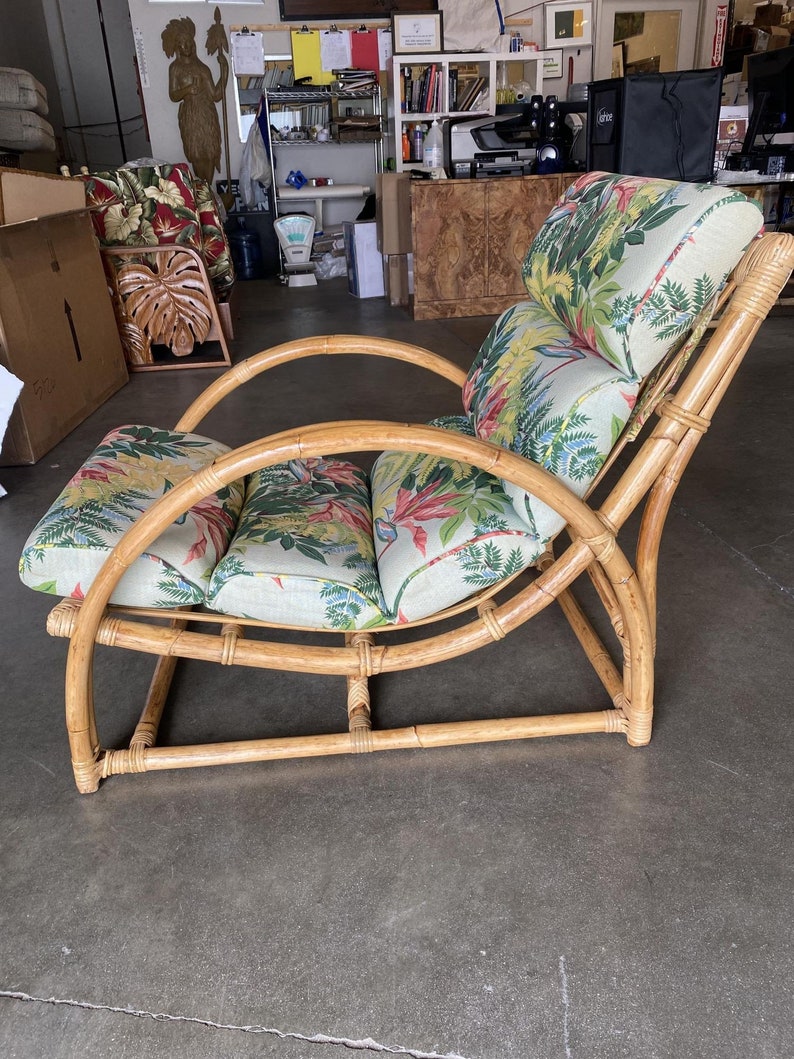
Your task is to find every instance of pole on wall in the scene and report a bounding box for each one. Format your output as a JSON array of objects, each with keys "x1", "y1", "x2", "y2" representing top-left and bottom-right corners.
[{"x1": 95, "y1": 0, "x2": 127, "y2": 161}]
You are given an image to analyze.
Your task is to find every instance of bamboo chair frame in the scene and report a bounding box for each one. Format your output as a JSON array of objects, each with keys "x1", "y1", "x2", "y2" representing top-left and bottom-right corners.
[{"x1": 43, "y1": 232, "x2": 794, "y2": 793}]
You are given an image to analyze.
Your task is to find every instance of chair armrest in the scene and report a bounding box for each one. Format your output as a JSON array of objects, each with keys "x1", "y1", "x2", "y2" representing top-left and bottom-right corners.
[{"x1": 175, "y1": 336, "x2": 469, "y2": 433}]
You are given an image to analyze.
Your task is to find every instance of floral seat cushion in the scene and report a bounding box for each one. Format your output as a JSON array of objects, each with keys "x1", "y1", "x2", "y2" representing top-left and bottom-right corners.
[
  {"x1": 369, "y1": 416, "x2": 546, "y2": 623},
  {"x1": 207, "y1": 458, "x2": 388, "y2": 630},
  {"x1": 19, "y1": 425, "x2": 245, "y2": 608},
  {"x1": 207, "y1": 436, "x2": 545, "y2": 629}
]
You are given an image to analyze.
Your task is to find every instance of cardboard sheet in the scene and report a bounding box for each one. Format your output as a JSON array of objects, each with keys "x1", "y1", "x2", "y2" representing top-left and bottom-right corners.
[{"x1": 0, "y1": 210, "x2": 127, "y2": 464}]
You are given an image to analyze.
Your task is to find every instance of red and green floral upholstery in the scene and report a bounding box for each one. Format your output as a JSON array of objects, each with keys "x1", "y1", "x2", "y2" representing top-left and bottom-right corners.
[
  {"x1": 19, "y1": 425, "x2": 244, "y2": 608},
  {"x1": 207, "y1": 459, "x2": 388, "y2": 630},
  {"x1": 19, "y1": 174, "x2": 764, "y2": 630},
  {"x1": 79, "y1": 162, "x2": 234, "y2": 300}
]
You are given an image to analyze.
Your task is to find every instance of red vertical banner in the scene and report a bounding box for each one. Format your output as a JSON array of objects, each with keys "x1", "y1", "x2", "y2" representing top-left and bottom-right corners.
[{"x1": 712, "y1": 4, "x2": 728, "y2": 66}]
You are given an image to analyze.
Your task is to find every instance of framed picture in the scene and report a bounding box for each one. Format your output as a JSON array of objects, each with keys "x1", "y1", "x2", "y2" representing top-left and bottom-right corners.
[
  {"x1": 613, "y1": 12, "x2": 645, "y2": 41},
  {"x1": 544, "y1": 2, "x2": 593, "y2": 49},
  {"x1": 611, "y1": 42, "x2": 625, "y2": 77},
  {"x1": 391, "y1": 12, "x2": 444, "y2": 53},
  {"x1": 542, "y1": 51, "x2": 564, "y2": 79}
]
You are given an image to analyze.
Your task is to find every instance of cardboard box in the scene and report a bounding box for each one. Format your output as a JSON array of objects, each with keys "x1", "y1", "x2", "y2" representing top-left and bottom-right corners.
[
  {"x1": 0, "y1": 166, "x2": 86, "y2": 225},
  {"x1": 375, "y1": 173, "x2": 413, "y2": 255},
  {"x1": 767, "y1": 25, "x2": 791, "y2": 48},
  {"x1": 0, "y1": 206, "x2": 128, "y2": 464},
  {"x1": 753, "y1": 2, "x2": 785, "y2": 27},
  {"x1": 343, "y1": 220, "x2": 385, "y2": 299},
  {"x1": 383, "y1": 253, "x2": 414, "y2": 307}
]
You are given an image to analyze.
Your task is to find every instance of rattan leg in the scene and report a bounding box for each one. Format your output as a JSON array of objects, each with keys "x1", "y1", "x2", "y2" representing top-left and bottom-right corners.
[{"x1": 346, "y1": 632, "x2": 375, "y2": 753}]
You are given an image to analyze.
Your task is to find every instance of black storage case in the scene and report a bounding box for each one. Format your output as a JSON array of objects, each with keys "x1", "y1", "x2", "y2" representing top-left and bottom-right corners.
[{"x1": 587, "y1": 69, "x2": 723, "y2": 183}]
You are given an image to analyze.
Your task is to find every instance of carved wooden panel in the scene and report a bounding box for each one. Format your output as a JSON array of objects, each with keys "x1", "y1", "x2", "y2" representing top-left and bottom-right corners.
[{"x1": 116, "y1": 249, "x2": 213, "y2": 358}]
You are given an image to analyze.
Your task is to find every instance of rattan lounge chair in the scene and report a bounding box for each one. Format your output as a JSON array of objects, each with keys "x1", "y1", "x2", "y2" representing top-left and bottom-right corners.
[{"x1": 19, "y1": 172, "x2": 794, "y2": 793}]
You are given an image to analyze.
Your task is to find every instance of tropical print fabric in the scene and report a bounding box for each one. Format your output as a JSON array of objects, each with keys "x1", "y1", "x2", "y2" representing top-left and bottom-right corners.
[
  {"x1": 464, "y1": 302, "x2": 640, "y2": 532},
  {"x1": 19, "y1": 425, "x2": 244, "y2": 608},
  {"x1": 79, "y1": 163, "x2": 234, "y2": 299},
  {"x1": 192, "y1": 174, "x2": 235, "y2": 299},
  {"x1": 370, "y1": 417, "x2": 544, "y2": 623},
  {"x1": 207, "y1": 458, "x2": 388, "y2": 630},
  {"x1": 523, "y1": 171, "x2": 763, "y2": 379},
  {"x1": 18, "y1": 173, "x2": 765, "y2": 632}
]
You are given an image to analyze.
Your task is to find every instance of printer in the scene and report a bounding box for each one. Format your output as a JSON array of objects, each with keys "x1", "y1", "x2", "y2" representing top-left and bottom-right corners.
[{"x1": 445, "y1": 113, "x2": 536, "y2": 178}]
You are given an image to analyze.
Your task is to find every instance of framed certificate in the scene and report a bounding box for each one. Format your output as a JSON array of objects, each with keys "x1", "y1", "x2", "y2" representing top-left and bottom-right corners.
[{"x1": 391, "y1": 12, "x2": 444, "y2": 54}]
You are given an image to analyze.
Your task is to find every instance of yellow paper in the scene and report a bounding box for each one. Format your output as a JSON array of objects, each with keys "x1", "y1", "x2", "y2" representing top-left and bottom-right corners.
[{"x1": 291, "y1": 30, "x2": 333, "y2": 86}]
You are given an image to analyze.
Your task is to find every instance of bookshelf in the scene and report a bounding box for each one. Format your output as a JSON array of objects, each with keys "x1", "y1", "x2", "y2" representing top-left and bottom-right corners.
[{"x1": 388, "y1": 51, "x2": 552, "y2": 172}]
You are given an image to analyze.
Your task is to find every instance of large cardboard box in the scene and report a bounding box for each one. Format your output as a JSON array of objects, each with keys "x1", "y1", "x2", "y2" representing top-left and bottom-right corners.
[
  {"x1": 0, "y1": 166, "x2": 86, "y2": 225},
  {"x1": 0, "y1": 204, "x2": 128, "y2": 464},
  {"x1": 375, "y1": 173, "x2": 413, "y2": 255},
  {"x1": 383, "y1": 253, "x2": 414, "y2": 307},
  {"x1": 343, "y1": 220, "x2": 385, "y2": 299}
]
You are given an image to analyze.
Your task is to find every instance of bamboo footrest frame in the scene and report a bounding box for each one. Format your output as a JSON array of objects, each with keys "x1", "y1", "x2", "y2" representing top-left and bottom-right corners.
[{"x1": 37, "y1": 233, "x2": 794, "y2": 793}]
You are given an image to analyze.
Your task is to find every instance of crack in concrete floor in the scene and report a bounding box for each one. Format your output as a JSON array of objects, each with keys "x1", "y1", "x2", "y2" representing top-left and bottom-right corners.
[{"x1": 0, "y1": 990, "x2": 473, "y2": 1058}]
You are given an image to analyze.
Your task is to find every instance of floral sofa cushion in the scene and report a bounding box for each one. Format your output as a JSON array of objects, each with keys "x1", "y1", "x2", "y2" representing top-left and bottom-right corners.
[
  {"x1": 79, "y1": 163, "x2": 234, "y2": 300},
  {"x1": 19, "y1": 425, "x2": 245, "y2": 608},
  {"x1": 207, "y1": 458, "x2": 388, "y2": 630},
  {"x1": 522, "y1": 171, "x2": 763, "y2": 380},
  {"x1": 464, "y1": 301, "x2": 640, "y2": 530},
  {"x1": 370, "y1": 416, "x2": 546, "y2": 623},
  {"x1": 207, "y1": 428, "x2": 546, "y2": 629}
]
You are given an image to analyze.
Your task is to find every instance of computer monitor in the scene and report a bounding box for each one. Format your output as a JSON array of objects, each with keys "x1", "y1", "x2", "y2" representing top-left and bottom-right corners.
[{"x1": 742, "y1": 44, "x2": 794, "y2": 153}]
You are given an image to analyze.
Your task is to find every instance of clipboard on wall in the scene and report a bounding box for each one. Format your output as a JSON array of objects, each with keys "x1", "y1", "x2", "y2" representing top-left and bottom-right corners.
[
  {"x1": 290, "y1": 27, "x2": 333, "y2": 85},
  {"x1": 351, "y1": 27, "x2": 379, "y2": 72}
]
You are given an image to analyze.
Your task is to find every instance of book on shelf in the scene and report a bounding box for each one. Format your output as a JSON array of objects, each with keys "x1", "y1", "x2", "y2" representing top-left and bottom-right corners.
[
  {"x1": 448, "y1": 68, "x2": 458, "y2": 112},
  {"x1": 403, "y1": 63, "x2": 443, "y2": 114},
  {"x1": 457, "y1": 76, "x2": 487, "y2": 112}
]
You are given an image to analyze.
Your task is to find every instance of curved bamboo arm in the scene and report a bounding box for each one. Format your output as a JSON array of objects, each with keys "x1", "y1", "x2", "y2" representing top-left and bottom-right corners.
[
  {"x1": 175, "y1": 335, "x2": 469, "y2": 433},
  {"x1": 64, "y1": 420, "x2": 654, "y2": 781}
]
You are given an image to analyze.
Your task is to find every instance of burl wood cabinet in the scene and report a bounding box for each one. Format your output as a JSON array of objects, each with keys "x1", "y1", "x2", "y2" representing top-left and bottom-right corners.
[{"x1": 410, "y1": 175, "x2": 574, "y2": 320}]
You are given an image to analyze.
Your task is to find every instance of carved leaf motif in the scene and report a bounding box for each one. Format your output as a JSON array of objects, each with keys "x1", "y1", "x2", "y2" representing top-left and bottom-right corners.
[
  {"x1": 119, "y1": 319, "x2": 153, "y2": 366},
  {"x1": 117, "y1": 250, "x2": 213, "y2": 357}
]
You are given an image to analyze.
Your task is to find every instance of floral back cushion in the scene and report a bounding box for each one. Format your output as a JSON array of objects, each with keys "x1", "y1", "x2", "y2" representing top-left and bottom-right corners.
[
  {"x1": 522, "y1": 172, "x2": 763, "y2": 380},
  {"x1": 19, "y1": 425, "x2": 245, "y2": 609},
  {"x1": 80, "y1": 163, "x2": 203, "y2": 253},
  {"x1": 192, "y1": 175, "x2": 235, "y2": 299},
  {"x1": 464, "y1": 302, "x2": 640, "y2": 529}
]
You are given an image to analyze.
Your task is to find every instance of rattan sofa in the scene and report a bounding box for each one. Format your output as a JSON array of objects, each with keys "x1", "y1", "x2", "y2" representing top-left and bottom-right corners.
[{"x1": 19, "y1": 172, "x2": 794, "y2": 793}]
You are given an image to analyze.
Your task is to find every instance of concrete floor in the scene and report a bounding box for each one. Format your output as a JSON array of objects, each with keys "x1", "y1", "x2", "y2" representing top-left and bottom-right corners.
[{"x1": 1, "y1": 277, "x2": 791, "y2": 1059}]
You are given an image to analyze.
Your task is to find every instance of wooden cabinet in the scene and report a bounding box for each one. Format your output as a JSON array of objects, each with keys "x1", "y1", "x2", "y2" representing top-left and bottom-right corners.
[{"x1": 410, "y1": 175, "x2": 573, "y2": 319}]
